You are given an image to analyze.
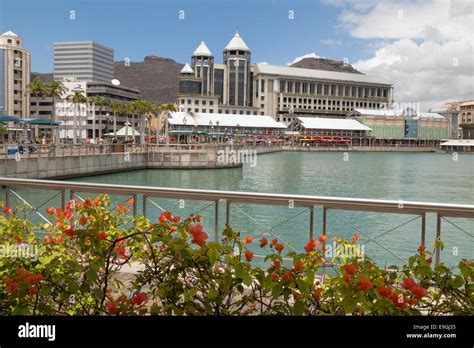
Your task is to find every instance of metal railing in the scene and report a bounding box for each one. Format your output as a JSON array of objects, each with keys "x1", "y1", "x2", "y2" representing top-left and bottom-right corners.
[{"x1": 1, "y1": 177, "x2": 473, "y2": 267}]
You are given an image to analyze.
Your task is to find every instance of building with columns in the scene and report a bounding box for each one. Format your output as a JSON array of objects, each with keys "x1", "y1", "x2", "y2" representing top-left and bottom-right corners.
[{"x1": 178, "y1": 32, "x2": 393, "y2": 125}]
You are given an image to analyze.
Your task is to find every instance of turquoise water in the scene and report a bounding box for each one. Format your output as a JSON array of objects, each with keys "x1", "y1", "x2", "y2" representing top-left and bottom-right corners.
[{"x1": 5, "y1": 152, "x2": 473, "y2": 266}]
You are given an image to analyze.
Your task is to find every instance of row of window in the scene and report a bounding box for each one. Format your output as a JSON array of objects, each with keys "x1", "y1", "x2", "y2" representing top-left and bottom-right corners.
[
  {"x1": 278, "y1": 80, "x2": 389, "y2": 98},
  {"x1": 279, "y1": 98, "x2": 382, "y2": 110},
  {"x1": 180, "y1": 99, "x2": 215, "y2": 106},
  {"x1": 183, "y1": 107, "x2": 263, "y2": 115}
]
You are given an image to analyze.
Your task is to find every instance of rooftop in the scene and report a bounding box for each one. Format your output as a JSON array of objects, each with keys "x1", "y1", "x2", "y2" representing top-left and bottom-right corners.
[
  {"x1": 350, "y1": 108, "x2": 446, "y2": 119},
  {"x1": 180, "y1": 63, "x2": 194, "y2": 74},
  {"x1": 1, "y1": 30, "x2": 18, "y2": 37},
  {"x1": 224, "y1": 31, "x2": 250, "y2": 52},
  {"x1": 295, "y1": 117, "x2": 372, "y2": 131},
  {"x1": 440, "y1": 139, "x2": 474, "y2": 147},
  {"x1": 168, "y1": 112, "x2": 286, "y2": 129},
  {"x1": 254, "y1": 64, "x2": 391, "y2": 85},
  {"x1": 193, "y1": 41, "x2": 213, "y2": 57}
]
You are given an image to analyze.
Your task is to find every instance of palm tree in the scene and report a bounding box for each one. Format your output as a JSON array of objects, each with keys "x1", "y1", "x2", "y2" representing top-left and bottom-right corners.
[
  {"x1": 163, "y1": 103, "x2": 177, "y2": 145},
  {"x1": 46, "y1": 80, "x2": 67, "y2": 144},
  {"x1": 26, "y1": 76, "x2": 48, "y2": 141},
  {"x1": 124, "y1": 100, "x2": 139, "y2": 142},
  {"x1": 136, "y1": 99, "x2": 152, "y2": 145},
  {"x1": 109, "y1": 100, "x2": 123, "y2": 138},
  {"x1": 151, "y1": 102, "x2": 164, "y2": 144},
  {"x1": 69, "y1": 91, "x2": 87, "y2": 144},
  {"x1": 89, "y1": 96, "x2": 108, "y2": 141}
]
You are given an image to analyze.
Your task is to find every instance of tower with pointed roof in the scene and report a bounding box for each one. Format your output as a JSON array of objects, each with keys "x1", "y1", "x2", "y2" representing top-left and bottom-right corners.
[
  {"x1": 223, "y1": 31, "x2": 251, "y2": 107},
  {"x1": 0, "y1": 30, "x2": 30, "y2": 119},
  {"x1": 191, "y1": 41, "x2": 214, "y2": 95}
]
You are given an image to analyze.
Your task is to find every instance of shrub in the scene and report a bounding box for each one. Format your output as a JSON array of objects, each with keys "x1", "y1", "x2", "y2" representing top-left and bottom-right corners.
[{"x1": 0, "y1": 196, "x2": 472, "y2": 315}]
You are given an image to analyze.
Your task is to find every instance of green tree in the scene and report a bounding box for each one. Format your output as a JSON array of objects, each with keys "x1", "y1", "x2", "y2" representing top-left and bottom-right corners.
[
  {"x1": 68, "y1": 91, "x2": 87, "y2": 144},
  {"x1": 46, "y1": 81, "x2": 67, "y2": 145}
]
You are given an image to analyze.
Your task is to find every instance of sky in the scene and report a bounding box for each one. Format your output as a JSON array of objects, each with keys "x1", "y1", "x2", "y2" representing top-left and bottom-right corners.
[{"x1": 0, "y1": 0, "x2": 473, "y2": 110}]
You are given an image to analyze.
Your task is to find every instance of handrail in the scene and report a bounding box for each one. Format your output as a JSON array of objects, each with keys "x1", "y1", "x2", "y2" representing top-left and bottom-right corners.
[{"x1": 1, "y1": 177, "x2": 473, "y2": 218}]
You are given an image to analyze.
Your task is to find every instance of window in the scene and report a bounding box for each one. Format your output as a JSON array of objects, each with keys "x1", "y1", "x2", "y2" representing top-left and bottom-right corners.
[
  {"x1": 261, "y1": 80, "x2": 265, "y2": 93},
  {"x1": 280, "y1": 80, "x2": 286, "y2": 93},
  {"x1": 239, "y1": 110, "x2": 244, "y2": 115},
  {"x1": 246, "y1": 111, "x2": 251, "y2": 115},
  {"x1": 202, "y1": 100, "x2": 207, "y2": 105},
  {"x1": 7, "y1": 39, "x2": 12, "y2": 43},
  {"x1": 218, "y1": 109, "x2": 222, "y2": 113},
  {"x1": 232, "y1": 110, "x2": 237, "y2": 114},
  {"x1": 253, "y1": 111, "x2": 258, "y2": 115},
  {"x1": 202, "y1": 109, "x2": 207, "y2": 113},
  {"x1": 210, "y1": 101, "x2": 214, "y2": 106},
  {"x1": 310, "y1": 83, "x2": 315, "y2": 94},
  {"x1": 225, "y1": 110, "x2": 229, "y2": 114},
  {"x1": 261, "y1": 96, "x2": 265, "y2": 101},
  {"x1": 260, "y1": 112, "x2": 264, "y2": 115},
  {"x1": 195, "y1": 108, "x2": 199, "y2": 112},
  {"x1": 187, "y1": 108, "x2": 192, "y2": 112},
  {"x1": 324, "y1": 85, "x2": 329, "y2": 95},
  {"x1": 194, "y1": 100, "x2": 199, "y2": 105},
  {"x1": 181, "y1": 99, "x2": 185, "y2": 104},
  {"x1": 187, "y1": 99, "x2": 191, "y2": 104}
]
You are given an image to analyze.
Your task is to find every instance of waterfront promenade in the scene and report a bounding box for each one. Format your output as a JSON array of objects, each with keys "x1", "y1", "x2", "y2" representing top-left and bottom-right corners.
[{"x1": 0, "y1": 143, "x2": 440, "y2": 179}]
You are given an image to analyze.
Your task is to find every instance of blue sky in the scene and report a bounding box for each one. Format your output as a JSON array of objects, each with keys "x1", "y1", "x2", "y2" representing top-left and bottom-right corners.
[{"x1": 0, "y1": 0, "x2": 370, "y2": 72}]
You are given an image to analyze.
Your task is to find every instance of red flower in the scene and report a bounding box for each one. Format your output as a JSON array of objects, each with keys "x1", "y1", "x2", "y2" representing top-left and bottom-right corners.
[
  {"x1": 427, "y1": 257, "x2": 432, "y2": 265},
  {"x1": 130, "y1": 292, "x2": 148, "y2": 305},
  {"x1": 358, "y1": 276, "x2": 373, "y2": 291},
  {"x1": 63, "y1": 228, "x2": 76, "y2": 237},
  {"x1": 412, "y1": 286, "x2": 428, "y2": 299},
  {"x1": 66, "y1": 200, "x2": 75, "y2": 209},
  {"x1": 293, "y1": 260, "x2": 303, "y2": 272},
  {"x1": 271, "y1": 272, "x2": 278, "y2": 282},
  {"x1": 376, "y1": 286, "x2": 393, "y2": 298},
  {"x1": 304, "y1": 239, "x2": 319, "y2": 253},
  {"x1": 92, "y1": 199, "x2": 101, "y2": 207},
  {"x1": 44, "y1": 235, "x2": 53, "y2": 244},
  {"x1": 352, "y1": 233, "x2": 360, "y2": 242},
  {"x1": 171, "y1": 215, "x2": 180, "y2": 223},
  {"x1": 275, "y1": 244, "x2": 284, "y2": 254},
  {"x1": 79, "y1": 215, "x2": 88, "y2": 226},
  {"x1": 343, "y1": 273, "x2": 351, "y2": 284},
  {"x1": 189, "y1": 224, "x2": 208, "y2": 247},
  {"x1": 245, "y1": 236, "x2": 253, "y2": 244},
  {"x1": 97, "y1": 231, "x2": 107, "y2": 240},
  {"x1": 3, "y1": 207, "x2": 12, "y2": 215},
  {"x1": 344, "y1": 264, "x2": 358, "y2": 276},
  {"x1": 45, "y1": 207, "x2": 54, "y2": 215},
  {"x1": 28, "y1": 286, "x2": 38, "y2": 296},
  {"x1": 401, "y1": 278, "x2": 417, "y2": 292},
  {"x1": 106, "y1": 301, "x2": 117, "y2": 315},
  {"x1": 407, "y1": 298, "x2": 417, "y2": 305},
  {"x1": 127, "y1": 197, "x2": 135, "y2": 205},
  {"x1": 64, "y1": 209, "x2": 74, "y2": 219},
  {"x1": 244, "y1": 249, "x2": 254, "y2": 262},
  {"x1": 259, "y1": 237, "x2": 268, "y2": 248},
  {"x1": 319, "y1": 235, "x2": 327, "y2": 243},
  {"x1": 5, "y1": 279, "x2": 18, "y2": 293},
  {"x1": 417, "y1": 245, "x2": 426, "y2": 253},
  {"x1": 271, "y1": 260, "x2": 281, "y2": 270},
  {"x1": 270, "y1": 239, "x2": 278, "y2": 247},
  {"x1": 194, "y1": 215, "x2": 202, "y2": 222},
  {"x1": 282, "y1": 271, "x2": 292, "y2": 282},
  {"x1": 117, "y1": 247, "x2": 128, "y2": 258},
  {"x1": 83, "y1": 199, "x2": 91, "y2": 207},
  {"x1": 158, "y1": 211, "x2": 171, "y2": 222}
]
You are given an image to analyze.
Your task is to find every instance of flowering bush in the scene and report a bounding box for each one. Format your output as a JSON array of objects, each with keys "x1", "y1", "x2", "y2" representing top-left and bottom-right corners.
[{"x1": 0, "y1": 196, "x2": 472, "y2": 315}]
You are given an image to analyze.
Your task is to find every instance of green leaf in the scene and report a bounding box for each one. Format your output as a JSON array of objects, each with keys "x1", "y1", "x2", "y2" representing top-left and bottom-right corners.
[
  {"x1": 342, "y1": 296, "x2": 357, "y2": 313},
  {"x1": 86, "y1": 269, "x2": 97, "y2": 283},
  {"x1": 67, "y1": 281, "x2": 79, "y2": 294},
  {"x1": 38, "y1": 254, "x2": 56, "y2": 265},
  {"x1": 272, "y1": 284, "x2": 283, "y2": 298},
  {"x1": 293, "y1": 299, "x2": 305, "y2": 315},
  {"x1": 93, "y1": 288, "x2": 104, "y2": 301},
  {"x1": 208, "y1": 288, "x2": 218, "y2": 300},
  {"x1": 451, "y1": 275, "x2": 464, "y2": 288}
]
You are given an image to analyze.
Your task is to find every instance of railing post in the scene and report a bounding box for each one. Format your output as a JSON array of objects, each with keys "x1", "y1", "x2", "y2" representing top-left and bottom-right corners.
[
  {"x1": 436, "y1": 213, "x2": 441, "y2": 265},
  {"x1": 309, "y1": 205, "x2": 314, "y2": 241},
  {"x1": 61, "y1": 189, "x2": 66, "y2": 210},
  {"x1": 225, "y1": 200, "x2": 231, "y2": 226},
  {"x1": 5, "y1": 186, "x2": 10, "y2": 207},
  {"x1": 322, "y1": 206, "x2": 327, "y2": 237},
  {"x1": 214, "y1": 200, "x2": 219, "y2": 242},
  {"x1": 142, "y1": 195, "x2": 147, "y2": 218},
  {"x1": 132, "y1": 194, "x2": 137, "y2": 216},
  {"x1": 420, "y1": 213, "x2": 426, "y2": 246},
  {"x1": 70, "y1": 190, "x2": 75, "y2": 201}
]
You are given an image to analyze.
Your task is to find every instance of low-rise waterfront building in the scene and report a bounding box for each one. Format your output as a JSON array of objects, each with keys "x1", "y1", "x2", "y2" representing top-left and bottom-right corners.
[
  {"x1": 166, "y1": 111, "x2": 286, "y2": 142},
  {"x1": 347, "y1": 108, "x2": 448, "y2": 146},
  {"x1": 288, "y1": 117, "x2": 371, "y2": 146}
]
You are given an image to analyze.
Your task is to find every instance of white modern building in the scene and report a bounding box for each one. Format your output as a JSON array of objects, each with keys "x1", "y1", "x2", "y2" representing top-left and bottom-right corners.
[
  {"x1": 0, "y1": 30, "x2": 30, "y2": 117},
  {"x1": 178, "y1": 32, "x2": 393, "y2": 125},
  {"x1": 54, "y1": 41, "x2": 114, "y2": 82}
]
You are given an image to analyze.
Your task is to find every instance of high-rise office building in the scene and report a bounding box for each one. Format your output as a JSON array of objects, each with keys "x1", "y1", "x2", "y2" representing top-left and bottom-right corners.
[
  {"x1": 0, "y1": 30, "x2": 31, "y2": 117},
  {"x1": 54, "y1": 41, "x2": 114, "y2": 82}
]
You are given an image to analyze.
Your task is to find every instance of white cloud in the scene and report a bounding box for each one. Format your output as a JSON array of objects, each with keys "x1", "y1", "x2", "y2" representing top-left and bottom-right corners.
[
  {"x1": 256, "y1": 61, "x2": 269, "y2": 65},
  {"x1": 287, "y1": 52, "x2": 322, "y2": 66},
  {"x1": 329, "y1": 0, "x2": 474, "y2": 110},
  {"x1": 320, "y1": 39, "x2": 343, "y2": 46}
]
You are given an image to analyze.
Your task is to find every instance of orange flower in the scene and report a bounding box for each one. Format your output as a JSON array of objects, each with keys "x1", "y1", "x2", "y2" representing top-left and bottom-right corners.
[
  {"x1": 304, "y1": 239, "x2": 319, "y2": 253},
  {"x1": 92, "y1": 199, "x2": 101, "y2": 207},
  {"x1": 244, "y1": 249, "x2": 254, "y2": 262},
  {"x1": 358, "y1": 276, "x2": 373, "y2": 291},
  {"x1": 275, "y1": 244, "x2": 284, "y2": 254},
  {"x1": 352, "y1": 233, "x2": 360, "y2": 242},
  {"x1": 293, "y1": 260, "x2": 303, "y2": 272},
  {"x1": 270, "y1": 239, "x2": 278, "y2": 247},
  {"x1": 282, "y1": 271, "x2": 292, "y2": 282},
  {"x1": 3, "y1": 207, "x2": 12, "y2": 215},
  {"x1": 189, "y1": 224, "x2": 208, "y2": 247},
  {"x1": 64, "y1": 209, "x2": 74, "y2": 220},
  {"x1": 417, "y1": 245, "x2": 426, "y2": 253},
  {"x1": 79, "y1": 215, "x2": 88, "y2": 226},
  {"x1": 259, "y1": 237, "x2": 268, "y2": 248},
  {"x1": 45, "y1": 207, "x2": 54, "y2": 215},
  {"x1": 245, "y1": 236, "x2": 253, "y2": 244},
  {"x1": 271, "y1": 260, "x2": 281, "y2": 270},
  {"x1": 129, "y1": 292, "x2": 148, "y2": 305},
  {"x1": 271, "y1": 272, "x2": 278, "y2": 282},
  {"x1": 344, "y1": 264, "x2": 358, "y2": 276},
  {"x1": 319, "y1": 235, "x2": 327, "y2": 243}
]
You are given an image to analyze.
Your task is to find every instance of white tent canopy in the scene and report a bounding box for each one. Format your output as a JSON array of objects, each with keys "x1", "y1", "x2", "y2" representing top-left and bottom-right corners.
[{"x1": 105, "y1": 126, "x2": 140, "y2": 136}]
